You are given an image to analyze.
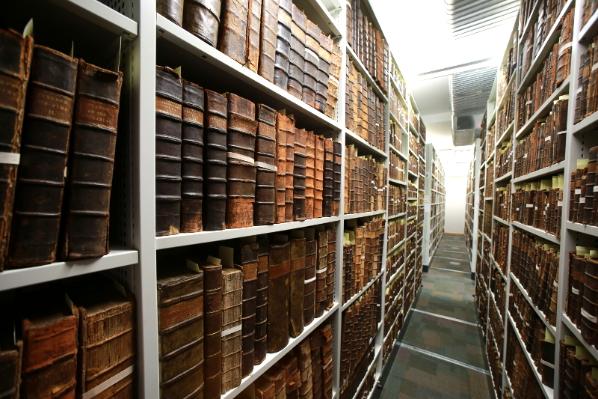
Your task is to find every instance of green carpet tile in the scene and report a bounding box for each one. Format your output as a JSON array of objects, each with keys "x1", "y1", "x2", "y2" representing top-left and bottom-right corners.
[{"x1": 429, "y1": 256, "x2": 471, "y2": 273}]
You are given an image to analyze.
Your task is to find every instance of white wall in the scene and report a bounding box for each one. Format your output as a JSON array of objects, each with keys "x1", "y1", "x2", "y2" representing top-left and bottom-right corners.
[{"x1": 426, "y1": 121, "x2": 474, "y2": 235}]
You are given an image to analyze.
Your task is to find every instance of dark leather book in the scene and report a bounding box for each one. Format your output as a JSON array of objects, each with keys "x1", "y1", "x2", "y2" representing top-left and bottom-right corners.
[
  {"x1": 201, "y1": 258, "x2": 223, "y2": 398},
  {"x1": 275, "y1": 113, "x2": 287, "y2": 224},
  {"x1": 298, "y1": 340, "x2": 313, "y2": 399},
  {"x1": 238, "y1": 237, "x2": 258, "y2": 377},
  {"x1": 288, "y1": 5, "x2": 306, "y2": 100},
  {"x1": 263, "y1": 366, "x2": 286, "y2": 399},
  {"x1": 219, "y1": 0, "x2": 249, "y2": 65},
  {"x1": 227, "y1": 93, "x2": 257, "y2": 229},
  {"x1": 258, "y1": 0, "x2": 280, "y2": 82},
  {"x1": 268, "y1": 233, "x2": 290, "y2": 352},
  {"x1": 181, "y1": 80, "x2": 204, "y2": 233},
  {"x1": 204, "y1": 89, "x2": 228, "y2": 230},
  {"x1": 62, "y1": 61, "x2": 123, "y2": 259},
  {"x1": 326, "y1": 226, "x2": 336, "y2": 309},
  {"x1": 303, "y1": 227, "x2": 317, "y2": 325},
  {"x1": 0, "y1": 313, "x2": 22, "y2": 399},
  {"x1": 314, "y1": 136, "x2": 324, "y2": 218},
  {"x1": 316, "y1": 227, "x2": 328, "y2": 316},
  {"x1": 321, "y1": 323, "x2": 333, "y2": 399},
  {"x1": 255, "y1": 377, "x2": 275, "y2": 399},
  {"x1": 157, "y1": 262, "x2": 204, "y2": 399},
  {"x1": 305, "y1": 132, "x2": 315, "y2": 220},
  {"x1": 7, "y1": 46, "x2": 77, "y2": 268},
  {"x1": 274, "y1": 0, "x2": 292, "y2": 89},
  {"x1": 283, "y1": 355, "x2": 301, "y2": 399},
  {"x1": 333, "y1": 142, "x2": 341, "y2": 216},
  {"x1": 255, "y1": 237, "x2": 269, "y2": 365},
  {"x1": 246, "y1": 0, "x2": 262, "y2": 72},
  {"x1": 323, "y1": 138, "x2": 334, "y2": 217},
  {"x1": 68, "y1": 277, "x2": 135, "y2": 398},
  {"x1": 316, "y1": 34, "x2": 332, "y2": 114},
  {"x1": 157, "y1": 0, "x2": 184, "y2": 26},
  {"x1": 238, "y1": 383, "x2": 256, "y2": 399},
  {"x1": 310, "y1": 329, "x2": 322, "y2": 399},
  {"x1": 183, "y1": 0, "x2": 222, "y2": 46},
  {"x1": 289, "y1": 229, "x2": 306, "y2": 337},
  {"x1": 0, "y1": 29, "x2": 33, "y2": 271},
  {"x1": 20, "y1": 289, "x2": 78, "y2": 398},
  {"x1": 222, "y1": 267, "x2": 243, "y2": 393},
  {"x1": 284, "y1": 120, "x2": 295, "y2": 222},
  {"x1": 255, "y1": 104, "x2": 277, "y2": 225},
  {"x1": 155, "y1": 66, "x2": 182, "y2": 237},
  {"x1": 293, "y1": 128, "x2": 307, "y2": 221}
]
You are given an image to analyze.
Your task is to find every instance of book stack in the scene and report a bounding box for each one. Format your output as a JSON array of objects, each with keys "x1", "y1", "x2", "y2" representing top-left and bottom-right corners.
[
  {"x1": 512, "y1": 175, "x2": 564, "y2": 237},
  {"x1": 387, "y1": 218, "x2": 405, "y2": 250},
  {"x1": 344, "y1": 145, "x2": 386, "y2": 214},
  {"x1": 390, "y1": 151, "x2": 406, "y2": 181},
  {"x1": 559, "y1": 336, "x2": 598, "y2": 399},
  {"x1": 492, "y1": 223, "x2": 509, "y2": 275},
  {"x1": 569, "y1": 150, "x2": 598, "y2": 227},
  {"x1": 515, "y1": 98, "x2": 567, "y2": 178},
  {"x1": 567, "y1": 245, "x2": 598, "y2": 347},
  {"x1": 0, "y1": 30, "x2": 124, "y2": 271},
  {"x1": 505, "y1": 325, "x2": 544, "y2": 399},
  {"x1": 511, "y1": 229, "x2": 559, "y2": 326},
  {"x1": 388, "y1": 185, "x2": 406, "y2": 216}
]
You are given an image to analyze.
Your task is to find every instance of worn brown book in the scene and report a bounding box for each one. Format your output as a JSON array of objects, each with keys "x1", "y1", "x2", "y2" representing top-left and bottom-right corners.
[
  {"x1": 321, "y1": 323, "x2": 333, "y2": 399},
  {"x1": 68, "y1": 277, "x2": 135, "y2": 398},
  {"x1": 288, "y1": 5, "x2": 306, "y2": 100},
  {"x1": 293, "y1": 128, "x2": 307, "y2": 221},
  {"x1": 326, "y1": 226, "x2": 336, "y2": 309},
  {"x1": 158, "y1": 0, "x2": 184, "y2": 25},
  {"x1": 222, "y1": 267, "x2": 243, "y2": 393},
  {"x1": 7, "y1": 45, "x2": 77, "y2": 268},
  {"x1": 316, "y1": 227, "x2": 328, "y2": 317},
  {"x1": 323, "y1": 138, "x2": 333, "y2": 217},
  {"x1": 202, "y1": 259, "x2": 223, "y2": 398},
  {"x1": 316, "y1": 34, "x2": 332, "y2": 114},
  {"x1": 0, "y1": 310, "x2": 22, "y2": 399},
  {"x1": 238, "y1": 237, "x2": 258, "y2": 377},
  {"x1": 258, "y1": 0, "x2": 280, "y2": 82},
  {"x1": 275, "y1": 113, "x2": 287, "y2": 224},
  {"x1": 255, "y1": 377, "x2": 275, "y2": 399},
  {"x1": 155, "y1": 66, "x2": 183, "y2": 237},
  {"x1": 157, "y1": 263, "x2": 204, "y2": 399},
  {"x1": 0, "y1": 29, "x2": 33, "y2": 271},
  {"x1": 333, "y1": 142, "x2": 341, "y2": 216},
  {"x1": 274, "y1": 0, "x2": 292, "y2": 89},
  {"x1": 283, "y1": 355, "x2": 301, "y2": 398},
  {"x1": 255, "y1": 237, "x2": 269, "y2": 365},
  {"x1": 245, "y1": 0, "x2": 262, "y2": 72},
  {"x1": 290, "y1": 229, "x2": 306, "y2": 337},
  {"x1": 204, "y1": 89, "x2": 228, "y2": 230},
  {"x1": 183, "y1": 0, "x2": 222, "y2": 46},
  {"x1": 305, "y1": 132, "x2": 316, "y2": 220},
  {"x1": 219, "y1": 0, "x2": 249, "y2": 65},
  {"x1": 20, "y1": 289, "x2": 78, "y2": 398},
  {"x1": 62, "y1": 61, "x2": 123, "y2": 259},
  {"x1": 304, "y1": 227, "x2": 317, "y2": 326},
  {"x1": 310, "y1": 329, "x2": 322, "y2": 399},
  {"x1": 314, "y1": 136, "x2": 324, "y2": 218},
  {"x1": 255, "y1": 104, "x2": 277, "y2": 225},
  {"x1": 298, "y1": 340, "x2": 313, "y2": 399},
  {"x1": 268, "y1": 233, "x2": 290, "y2": 352},
  {"x1": 285, "y1": 119, "x2": 295, "y2": 221}
]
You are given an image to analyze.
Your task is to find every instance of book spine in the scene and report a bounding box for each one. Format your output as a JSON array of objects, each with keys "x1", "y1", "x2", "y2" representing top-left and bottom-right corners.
[
  {"x1": 258, "y1": 0, "x2": 280, "y2": 83},
  {"x1": 245, "y1": 0, "x2": 262, "y2": 72},
  {"x1": 274, "y1": 0, "x2": 292, "y2": 89},
  {"x1": 0, "y1": 340, "x2": 22, "y2": 399},
  {"x1": 157, "y1": 0, "x2": 185, "y2": 26},
  {"x1": 8, "y1": 45, "x2": 78, "y2": 268},
  {"x1": 316, "y1": 228, "x2": 328, "y2": 316},
  {"x1": 303, "y1": 228, "x2": 317, "y2": 325},
  {"x1": 254, "y1": 104, "x2": 277, "y2": 225},
  {"x1": 275, "y1": 113, "x2": 287, "y2": 224},
  {"x1": 221, "y1": 268, "x2": 243, "y2": 393},
  {"x1": 288, "y1": 5, "x2": 306, "y2": 100},
  {"x1": 183, "y1": 0, "x2": 222, "y2": 47},
  {"x1": 239, "y1": 237, "x2": 258, "y2": 377},
  {"x1": 255, "y1": 237, "x2": 269, "y2": 364},
  {"x1": 293, "y1": 128, "x2": 306, "y2": 221},
  {"x1": 267, "y1": 234, "x2": 290, "y2": 352},
  {"x1": 202, "y1": 263, "x2": 223, "y2": 398},
  {"x1": 323, "y1": 139, "x2": 334, "y2": 217},
  {"x1": 219, "y1": 0, "x2": 249, "y2": 65},
  {"x1": 289, "y1": 230, "x2": 306, "y2": 337}
]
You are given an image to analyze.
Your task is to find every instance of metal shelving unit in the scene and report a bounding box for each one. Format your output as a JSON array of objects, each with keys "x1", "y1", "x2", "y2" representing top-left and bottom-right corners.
[{"x1": 422, "y1": 143, "x2": 446, "y2": 268}]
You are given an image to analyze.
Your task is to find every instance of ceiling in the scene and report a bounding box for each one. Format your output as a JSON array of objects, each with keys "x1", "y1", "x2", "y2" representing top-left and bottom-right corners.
[{"x1": 371, "y1": 0, "x2": 519, "y2": 145}]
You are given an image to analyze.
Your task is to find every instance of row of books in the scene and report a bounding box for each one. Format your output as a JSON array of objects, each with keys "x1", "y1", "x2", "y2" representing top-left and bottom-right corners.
[
  {"x1": 512, "y1": 175, "x2": 564, "y2": 237},
  {"x1": 389, "y1": 116, "x2": 403, "y2": 151},
  {"x1": 346, "y1": 0, "x2": 388, "y2": 93},
  {"x1": 514, "y1": 97, "x2": 567, "y2": 178},
  {"x1": 157, "y1": 226, "x2": 336, "y2": 396},
  {"x1": 386, "y1": 242, "x2": 404, "y2": 277},
  {"x1": 569, "y1": 148, "x2": 598, "y2": 227},
  {"x1": 494, "y1": 185, "x2": 511, "y2": 221},
  {"x1": 576, "y1": 35, "x2": 598, "y2": 123},
  {"x1": 0, "y1": 29, "x2": 123, "y2": 270},
  {"x1": 511, "y1": 229, "x2": 559, "y2": 326},
  {"x1": 505, "y1": 324, "x2": 545, "y2": 399},
  {"x1": 559, "y1": 335, "x2": 598, "y2": 399},
  {"x1": 495, "y1": 139, "x2": 512, "y2": 179},
  {"x1": 343, "y1": 145, "x2": 386, "y2": 215},
  {"x1": 388, "y1": 185, "x2": 406, "y2": 216},
  {"x1": 496, "y1": 79, "x2": 515, "y2": 136},
  {"x1": 342, "y1": 218, "x2": 384, "y2": 302},
  {"x1": 486, "y1": 328, "x2": 502, "y2": 398},
  {"x1": 485, "y1": 159, "x2": 494, "y2": 194},
  {"x1": 568, "y1": 245, "x2": 598, "y2": 347},
  {"x1": 345, "y1": 59, "x2": 385, "y2": 151},
  {"x1": 387, "y1": 218, "x2": 405, "y2": 251},
  {"x1": 384, "y1": 264, "x2": 402, "y2": 335},
  {"x1": 389, "y1": 151, "x2": 406, "y2": 181},
  {"x1": 155, "y1": 66, "x2": 343, "y2": 236},
  {"x1": 0, "y1": 276, "x2": 135, "y2": 398},
  {"x1": 389, "y1": 86, "x2": 407, "y2": 130},
  {"x1": 157, "y1": 0, "x2": 341, "y2": 119},
  {"x1": 236, "y1": 322, "x2": 334, "y2": 399},
  {"x1": 492, "y1": 222, "x2": 509, "y2": 275}
]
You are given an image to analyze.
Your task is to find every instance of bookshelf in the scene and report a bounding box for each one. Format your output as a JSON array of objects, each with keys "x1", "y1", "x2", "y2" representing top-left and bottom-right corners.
[
  {"x1": 422, "y1": 143, "x2": 446, "y2": 268},
  {"x1": 469, "y1": 1, "x2": 598, "y2": 397},
  {"x1": 0, "y1": 0, "x2": 426, "y2": 398}
]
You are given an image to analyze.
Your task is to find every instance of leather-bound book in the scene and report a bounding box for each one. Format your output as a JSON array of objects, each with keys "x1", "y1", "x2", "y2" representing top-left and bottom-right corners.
[
  {"x1": 68, "y1": 277, "x2": 135, "y2": 398},
  {"x1": 238, "y1": 384, "x2": 256, "y2": 399},
  {"x1": 323, "y1": 138, "x2": 334, "y2": 217},
  {"x1": 333, "y1": 142, "x2": 341, "y2": 216},
  {"x1": 268, "y1": 233, "x2": 290, "y2": 352},
  {"x1": 183, "y1": 0, "x2": 222, "y2": 46},
  {"x1": 305, "y1": 132, "x2": 316, "y2": 220},
  {"x1": 0, "y1": 29, "x2": 32, "y2": 271},
  {"x1": 62, "y1": 61, "x2": 123, "y2": 259},
  {"x1": 310, "y1": 330, "x2": 322, "y2": 399},
  {"x1": 274, "y1": 0, "x2": 292, "y2": 89},
  {"x1": 275, "y1": 113, "x2": 288, "y2": 223},
  {"x1": 316, "y1": 228, "x2": 328, "y2": 316},
  {"x1": 288, "y1": 5, "x2": 306, "y2": 99},
  {"x1": 246, "y1": 0, "x2": 262, "y2": 72},
  {"x1": 314, "y1": 136, "x2": 325, "y2": 218},
  {"x1": 298, "y1": 341, "x2": 313, "y2": 399},
  {"x1": 255, "y1": 237, "x2": 269, "y2": 364},
  {"x1": 238, "y1": 237, "x2": 259, "y2": 377},
  {"x1": 20, "y1": 289, "x2": 78, "y2": 398},
  {"x1": 255, "y1": 377, "x2": 275, "y2": 399},
  {"x1": 7, "y1": 46, "x2": 77, "y2": 268},
  {"x1": 0, "y1": 313, "x2": 22, "y2": 399},
  {"x1": 320, "y1": 324, "x2": 333, "y2": 399},
  {"x1": 290, "y1": 229, "x2": 306, "y2": 337},
  {"x1": 157, "y1": 262, "x2": 204, "y2": 399},
  {"x1": 294, "y1": 128, "x2": 307, "y2": 221},
  {"x1": 303, "y1": 227, "x2": 317, "y2": 325},
  {"x1": 226, "y1": 93, "x2": 257, "y2": 229},
  {"x1": 158, "y1": 0, "x2": 184, "y2": 25},
  {"x1": 219, "y1": 0, "x2": 249, "y2": 65},
  {"x1": 285, "y1": 120, "x2": 295, "y2": 221},
  {"x1": 283, "y1": 355, "x2": 301, "y2": 399},
  {"x1": 255, "y1": 104, "x2": 277, "y2": 225},
  {"x1": 316, "y1": 34, "x2": 332, "y2": 114},
  {"x1": 221, "y1": 267, "x2": 243, "y2": 393},
  {"x1": 201, "y1": 258, "x2": 223, "y2": 398},
  {"x1": 181, "y1": 80, "x2": 204, "y2": 233},
  {"x1": 326, "y1": 226, "x2": 336, "y2": 309},
  {"x1": 264, "y1": 366, "x2": 286, "y2": 399},
  {"x1": 155, "y1": 66, "x2": 182, "y2": 237},
  {"x1": 204, "y1": 89, "x2": 228, "y2": 230},
  {"x1": 258, "y1": 0, "x2": 280, "y2": 82}
]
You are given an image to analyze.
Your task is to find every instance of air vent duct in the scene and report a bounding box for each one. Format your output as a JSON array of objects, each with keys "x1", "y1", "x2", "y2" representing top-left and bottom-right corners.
[{"x1": 453, "y1": 115, "x2": 477, "y2": 146}]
